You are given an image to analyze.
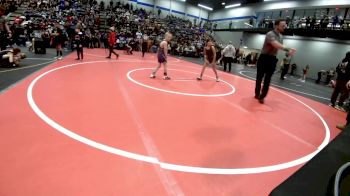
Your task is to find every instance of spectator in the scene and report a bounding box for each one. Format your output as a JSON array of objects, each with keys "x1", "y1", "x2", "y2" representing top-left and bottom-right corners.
[
  {"x1": 290, "y1": 63, "x2": 297, "y2": 75},
  {"x1": 141, "y1": 37, "x2": 147, "y2": 57},
  {"x1": 52, "y1": 26, "x2": 64, "y2": 59},
  {"x1": 316, "y1": 70, "x2": 326, "y2": 84},
  {"x1": 0, "y1": 5, "x2": 11, "y2": 51},
  {"x1": 329, "y1": 52, "x2": 350, "y2": 111},
  {"x1": 222, "y1": 41, "x2": 235, "y2": 72},
  {"x1": 299, "y1": 64, "x2": 310, "y2": 82},
  {"x1": 332, "y1": 15, "x2": 339, "y2": 29},
  {"x1": 157, "y1": 8, "x2": 161, "y2": 17},
  {"x1": 74, "y1": 28, "x2": 84, "y2": 60},
  {"x1": 106, "y1": 26, "x2": 119, "y2": 59},
  {"x1": 280, "y1": 53, "x2": 291, "y2": 80},
  {"x1": 326, "y1": 69, "x2": 335, "y2": 84}
]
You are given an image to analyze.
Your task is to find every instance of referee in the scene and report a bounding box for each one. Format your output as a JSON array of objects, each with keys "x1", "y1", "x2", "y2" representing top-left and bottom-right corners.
[{"x1": 255, "y1": 19, "x2": 296, "y2": 104}]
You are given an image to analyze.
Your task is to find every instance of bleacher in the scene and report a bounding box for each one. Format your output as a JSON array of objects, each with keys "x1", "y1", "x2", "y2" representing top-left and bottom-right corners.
[{"x1": 5, "y1": 0, "x2": 26, "y2": 25}]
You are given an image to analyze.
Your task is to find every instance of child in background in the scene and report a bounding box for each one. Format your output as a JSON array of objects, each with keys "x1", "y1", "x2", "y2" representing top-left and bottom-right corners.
[{"x1": 300, "y1": 64, "x2": 310, "y2": 82}]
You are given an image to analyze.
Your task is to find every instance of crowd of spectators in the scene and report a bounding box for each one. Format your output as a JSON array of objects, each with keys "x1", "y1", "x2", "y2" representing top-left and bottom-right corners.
[
  {"x1": 0, "y1": 0, "x2": 18, "y2": 15},
  {"x1": 103, "y1": 1, "x2": 214, "y2": 57},
  {"x1": 1, "y1": 0, "x2": 215, "y2": 60}
]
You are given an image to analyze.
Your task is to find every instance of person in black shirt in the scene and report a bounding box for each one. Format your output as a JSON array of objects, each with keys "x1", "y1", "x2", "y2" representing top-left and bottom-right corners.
[
  {"x1": 329, "y1": 52, "x2": 350, "y2": 111},
  {"x1": 0, "y1": 6, "x2": 11, "y2": 51},
  {"x1": 74, "y1": 28, "x2": 84, "y2": 60},
  {"x1": 141, "y1": 38, "x2": 147, "y2": 58},
  {"x1": 53, "y1": 27, "x2": 64, "y2": 60},
  {"x1": 290, "y1": 63, "x2": 297, "y2": 75}
]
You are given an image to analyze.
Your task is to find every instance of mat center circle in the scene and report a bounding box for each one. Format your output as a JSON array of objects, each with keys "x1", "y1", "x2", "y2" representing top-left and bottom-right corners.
[{"x1": 127, "y1": 68, "x2": 236, "y2": 97}]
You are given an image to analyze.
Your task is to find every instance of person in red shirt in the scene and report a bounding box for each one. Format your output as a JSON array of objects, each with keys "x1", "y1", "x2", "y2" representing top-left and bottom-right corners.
[{"x1": 106, "y1": 27, "x2": 119, "y2": 59}]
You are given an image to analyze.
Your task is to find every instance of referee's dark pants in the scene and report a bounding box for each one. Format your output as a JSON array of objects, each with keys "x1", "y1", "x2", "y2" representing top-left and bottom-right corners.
[
  {"x1": 108, "y1": 45, "x2": 118, "y2": 58},
  {"x1": 255, "y1": 54, "x2": 278, "y2": 99},
  {"x1": 76, "y1": 47, "x2": 83, "y2": 60},
  {"x1": 223, "y1": 57, "x2": 233, "y2": 72},
  {"x1": 0, "y1": 31, "x2": 8, "y2": 51}
]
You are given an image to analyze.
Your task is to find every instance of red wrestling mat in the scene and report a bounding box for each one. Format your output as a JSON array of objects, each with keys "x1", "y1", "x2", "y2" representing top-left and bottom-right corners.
[{"x1": 0, "y1": 49, "x2": 345, "y2": 196}]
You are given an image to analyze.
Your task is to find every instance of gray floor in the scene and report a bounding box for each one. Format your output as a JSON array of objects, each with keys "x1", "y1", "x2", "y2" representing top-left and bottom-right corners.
[{"x1": 1, "y1": 51, "x2": 334, "y2": 105}]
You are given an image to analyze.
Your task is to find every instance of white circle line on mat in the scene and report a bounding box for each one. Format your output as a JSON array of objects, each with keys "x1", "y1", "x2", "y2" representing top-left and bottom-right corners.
[
  {"x1": 27, "y1": 60, "x2": 330, "y2": 175},
  {"x1": 127, "y1": 68, "x2": 236, "y2": 97}
]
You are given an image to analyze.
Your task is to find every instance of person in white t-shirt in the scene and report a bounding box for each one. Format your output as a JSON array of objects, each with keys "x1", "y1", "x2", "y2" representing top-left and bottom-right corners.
[{"x1": 222, "y1": 41, "x2": 236, "y2": 72}]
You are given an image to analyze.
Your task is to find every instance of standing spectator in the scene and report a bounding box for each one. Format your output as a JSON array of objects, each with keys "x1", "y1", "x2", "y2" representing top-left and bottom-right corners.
[
  {"x1": 158, "y1": 8, "x2": 161, "y2": 18},
  {"x1": 141, "y1": 37, "x2": 148, "y2": 57},
  {"x1": 0, "y1": 6, "x2": 11, "y2": 51},
  {"x1": 222, "y1": 41, "x2": 235, "y2": 72},
  {"x1": 286, "y1": 17, "x2": 291, "y2": 28},
  {"x1": 306, "y1": 16, "x2": 311, "y2": 29},
  {"x1": 316, "y1": 70, "x2": 326, "y2": 84},
  {"x1": 290, "y1": 63, "x2": 297, "y2": 75},
  {"x1": 52, "y1": 27, "x2": 64, "y2": 60},
  {"x1": 106, "y1": 26, "x2": 119, "y2": 59},
  {"x1": 74, "y1": 28, "x2": 84, "y2": 60},
  {"x1": 229, "y1": 21, "x2": 232, "y2": 29},
  {"x1": 299, "y1": 64, "x2": 310, "y2": 82},
  {"x1": 326, "y1": 69, "x2": 335, "y2": 84},
  {"x1": 332, "y1": 15, "x2": 339, "y2": 29},
  {"x1": 311, "y1": 16, "x2": 316, "y2": 29},
  {"x1": 323, "y1": 15, "x2": 329, "y2": 28},
  {"x1": 329, "y1": 52, "x2": 350, "y2": 111},
  {"x1": 102, "y1": 32, "x2": 108, "y2": 49},
  {"x1": 280, "y1": 53, "x2": 291, "y2": 80},
  {"x1": 216, "y1": 44, "x2": 223, "y2": 67}
]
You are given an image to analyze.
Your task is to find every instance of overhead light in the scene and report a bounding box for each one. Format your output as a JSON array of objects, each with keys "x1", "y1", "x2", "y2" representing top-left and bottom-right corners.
[
  {"x1": 222, "y1": 2, "x2": 226, "y2": 5},
  {"x1": 178, "y1": 0, "x2": 186, "y2": 1},
  {"x1": 198, "y1": 4, "x2": 213, "y2": 11},
  {"x1": 264, "y1": 0, "x2": 281, "y2": 1},
  {"x1": 225, "y1": 3, "x2": 241, "y2": 8}
]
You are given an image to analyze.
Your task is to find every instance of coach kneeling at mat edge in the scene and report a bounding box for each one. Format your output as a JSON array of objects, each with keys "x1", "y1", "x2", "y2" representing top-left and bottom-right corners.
[{"x1": 255, "y1": 19, "x2": 296, "y2": 104}]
